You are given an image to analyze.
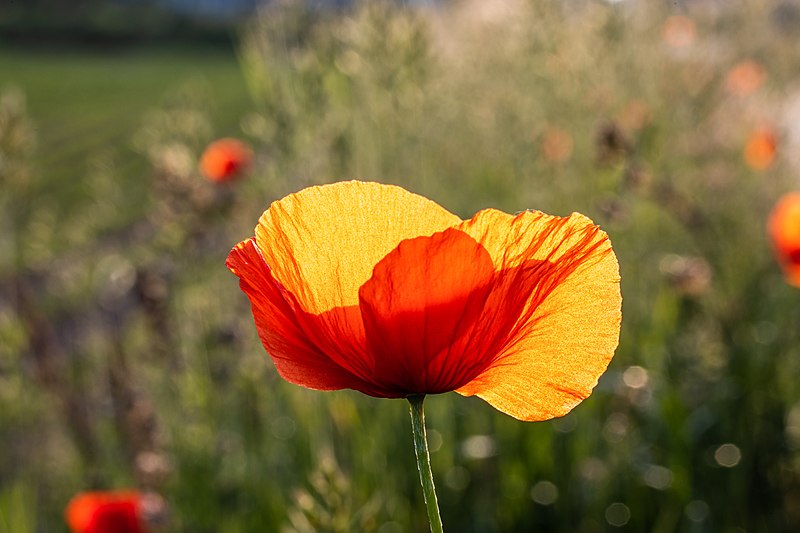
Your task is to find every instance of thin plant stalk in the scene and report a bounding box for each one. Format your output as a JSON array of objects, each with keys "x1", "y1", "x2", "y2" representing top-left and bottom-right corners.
[{"x1": 408, "y1": 394, "x2": 444, "y2": 533}]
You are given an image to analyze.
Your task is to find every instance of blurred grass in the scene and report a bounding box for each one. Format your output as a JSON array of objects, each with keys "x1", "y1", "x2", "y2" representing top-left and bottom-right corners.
[
  {"x1": 3, "y1": 0, "x2": 800, "y2": 532},
  {"x1": 0, "y1": 45, "x2": 250, "y2": 221}
]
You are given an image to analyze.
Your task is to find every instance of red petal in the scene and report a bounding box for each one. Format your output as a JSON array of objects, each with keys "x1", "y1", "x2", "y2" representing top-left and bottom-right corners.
[
  {"x1": 88, "y1": 501, "x2": 143, "y2": 533},
  {"x1": 65, "y1": 492, "x2": 145, "y2": 533},
  {"x1": 358, "y1": 228, "x2": 502, "y2": 393},
  {"x1": 226, "y1": 240, "x2": 369, "y2": 391}
]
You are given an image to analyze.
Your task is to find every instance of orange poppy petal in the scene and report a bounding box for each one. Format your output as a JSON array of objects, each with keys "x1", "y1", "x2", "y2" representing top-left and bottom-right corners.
[
  {"x1": 744, "y1": 129, "x2": 777, "y2": 171},
  {"x1": 66, "y1": 494, "x2": 98, "y2": 533},
  {"x1": 254, "y1": 181, "x2": 461, "y2": 314},
  {"x1": 357, "y1": 228, "x2": 496, "y2": 394},
  {"x1": 455, "y1": 209, "x2": 621, "y2": 421},
  {"x1": 768, "y1": 192, "x2": 800, "y2": 287},
  {"x1": 768, "y1": 192, "x2": 800, "y2": 251},
  {"x1": 227, "y1": 239, "x2": 370, "y2": 391}
]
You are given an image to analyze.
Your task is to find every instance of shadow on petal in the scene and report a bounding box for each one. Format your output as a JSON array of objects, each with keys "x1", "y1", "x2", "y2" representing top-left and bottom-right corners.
[
  {"x1": 358, "y1": 228, "x2": 496, "y2": 394},
  {"x1": 227, "y1": 240, "x2": 371, "y2": 392}
]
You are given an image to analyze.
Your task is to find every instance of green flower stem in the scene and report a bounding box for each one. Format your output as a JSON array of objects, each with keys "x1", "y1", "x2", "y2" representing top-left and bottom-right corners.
[{"x1": 408, "y1": 394, "x2": 444, "y2": 533}]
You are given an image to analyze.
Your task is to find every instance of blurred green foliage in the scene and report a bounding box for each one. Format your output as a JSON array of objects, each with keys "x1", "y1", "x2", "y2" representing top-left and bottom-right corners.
[{"x1": 2, "y1": 0, "x2": 800, "y2": 531}]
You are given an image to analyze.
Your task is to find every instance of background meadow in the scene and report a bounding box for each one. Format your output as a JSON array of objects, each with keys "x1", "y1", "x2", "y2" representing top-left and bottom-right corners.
[{"x1": 2, "y1": 0, "x2": 800, "y2": 531}]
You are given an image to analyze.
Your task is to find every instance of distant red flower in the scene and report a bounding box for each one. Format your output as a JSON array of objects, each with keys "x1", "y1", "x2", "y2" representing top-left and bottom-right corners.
[
  {"x1": 661, "y1": 16, "x2": 696, "y2": 49},
  {"x1": 725, "y1": 60, "x2": 766, "y2": 97},
  {"x1": 200, "y1": 138, "x2": 252, "y2": 183},
  {"x1": 539, "y1": 127, "x2": 573, "y2": 163},
  {"x1": 227, "y1": 181, "x2": 621, "y2": 421},
  {"x1": 617, "y1": 100, "x2": 652, "y2": 131},
  {"x1": 744, "y1": 128, "x2": 777, "y2": 170},
  {"x1": 65, "y1": 491, "x2": 146, "y2": 533},
  {"x1": 768, "y1": 192, "x2": 800, "y2": 287}
]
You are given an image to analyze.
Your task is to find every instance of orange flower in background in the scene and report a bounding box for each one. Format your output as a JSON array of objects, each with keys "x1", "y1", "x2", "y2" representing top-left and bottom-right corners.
[
  {"x1": 65, "y1": 491, "x2": 146, "y2": 533},
  {"x1": 768, "y1": 192, "x2": 800, "y2": 287},
  {"x1": 618, "y1": 100, "x2": 652, "y2": 131},
  {"x1": 199, "y1": 138, "x2": 252, "y2": 183},
  {"x1": 744, "y1": 128, "x2": 777, "y2": 170},
  {"x1": 661, "y1": 15, "x2": 696, "y2": 48},
  {"x1": 725, "y1": 60, "x2": 766, "y2": 96},
  {"x1": 227, "y1": 181, "x2": 621, "y2": 421},
  {"x1": 540, "y1": 127, "x2": 574, "y2": 163}
]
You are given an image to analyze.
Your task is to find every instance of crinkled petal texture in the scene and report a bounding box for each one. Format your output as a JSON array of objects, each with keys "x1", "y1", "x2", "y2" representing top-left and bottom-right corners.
[
  {"x1": 227, "y1": 181, "x2": 621, "y2": 421},
  {"x1": 454, "y1": 209, "x2": 621, "y2": 420},
  {"x1": 768, "y1": 192, "x2": 800, "y2": 287},
  {"x1": 65, "y1": 491, "x2": 145, "y2": 533}
]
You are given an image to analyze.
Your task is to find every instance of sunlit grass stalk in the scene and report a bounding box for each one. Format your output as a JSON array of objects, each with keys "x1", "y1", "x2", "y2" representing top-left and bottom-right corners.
[{"x1": 408, "y1": 395, "x2": 443, "y2": 533}]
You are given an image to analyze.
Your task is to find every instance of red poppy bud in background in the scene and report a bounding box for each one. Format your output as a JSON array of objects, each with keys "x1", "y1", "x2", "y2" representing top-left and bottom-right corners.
[
  {"x1": 661, "y1": 16, "x2": 696, "y2": 49},
  {"x1": 744, "y1": 128, "x2": 777, "y2": 171},
  {"x1": 725, "y1": 60, "x2": 766, "y2": 97},
  {"x1": 200, "y1": 138, "x2": 253, "y2": 183},
  {"x1": 768, "y1": 192, "x2": 800, "y2": 287},
  {"x1": 65, "y1": 491, "x2": 147, "y2": 533}
]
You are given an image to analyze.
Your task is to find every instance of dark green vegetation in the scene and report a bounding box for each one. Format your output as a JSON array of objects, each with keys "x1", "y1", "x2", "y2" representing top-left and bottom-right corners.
[
  {"x1": 0, "y1": 0, "x2": 241, "y2": 47},
  {"x1": 3, "y1": 1, "x2": 800, "y2": 531}
]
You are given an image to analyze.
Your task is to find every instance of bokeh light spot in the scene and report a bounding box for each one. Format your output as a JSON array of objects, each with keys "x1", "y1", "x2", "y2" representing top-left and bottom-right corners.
[
  {"x1": 642, "y1": 464, "x2": 673, "y2": 490},
  {"x1": 685, "y1": 500, "x2": 710, "y2": 522},
  {"x1": 461, "y1": 435, "x2": 497, "y2": 460},
  {"x1": 427, "y1": 429, "x2": 443, "y2": 453},
  {"x1": 661, "y1": 16, "x2": 696, "y2": 48},
  {"x1": 603, "y1": 413, "x2": 629, "y2": 443},
  {"x1": 622, "y1": 366, "x2": 649, "y2": 389},
  {"x1": 444, "y1": 466, "x2": 470, "y2": 491},
  {"x1": 530, "y1": 481, "x2": 559, "y2": 505},
  {"x1": 605, "y1": 502, "x2": 631, "y2": 527},
  {"x1": 714, "y1": 443, "x2": 742, "y2": 467}
]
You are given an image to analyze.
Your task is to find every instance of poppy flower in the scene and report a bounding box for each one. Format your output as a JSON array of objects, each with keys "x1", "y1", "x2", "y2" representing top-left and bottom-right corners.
[
  {"x1": 65, "y1": 491, "x2": 146, "y2": 533},
  {"x1": 661, "y1": 15, "x2": 696, "y2": 49},
  {"x1": 744, "y1": 128, "x2": 777, "y2": 171},
  {"x1": 539, "y1": 127, "x2": 573, "y2": 164},
  {"x1": 227, "y1": 181, "x2": 621, "y2": 421},
  {"x1": 725, "y1": 60, "x2": 766, "y2": 97},
  {"x1": 768, "y1": 192, "x2": 800, "y2": 287},
  {"x1": 199, "y1": 138, "x2": 252, "y2": 183}
]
